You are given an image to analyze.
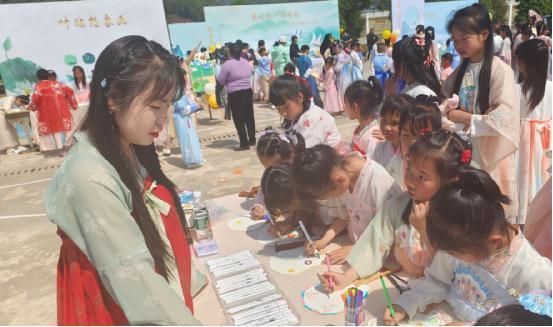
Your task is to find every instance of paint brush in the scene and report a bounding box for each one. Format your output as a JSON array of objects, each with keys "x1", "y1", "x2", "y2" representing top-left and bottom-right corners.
[{"x1": 298, "y1": 220, "x2": 320, "y2": 258}]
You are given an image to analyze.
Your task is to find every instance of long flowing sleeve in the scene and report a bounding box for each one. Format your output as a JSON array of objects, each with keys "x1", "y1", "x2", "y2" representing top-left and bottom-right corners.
[
  {"x1": 443, "y1": 57, "x2": 520, "y2": 171},
  {"x1": 395, "y1": 251, "x2": 454, "y2": 319},
  {"x1": 346, "y1": 193, "x2": 410, "y2": 278},
  {"x1": 63, "y1": 84, "x2": 78, "y2": 109},
  {"x1": 45, "y1": 150, "x2": 201, "y2": 325}
]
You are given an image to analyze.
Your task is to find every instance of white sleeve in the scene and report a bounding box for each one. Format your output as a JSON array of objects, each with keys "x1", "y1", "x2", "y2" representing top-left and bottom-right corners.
[
  {"x1": 395, "y1": 251, "x2": 454, "y2": 319},
  {"x1": 470, "y1": 114, "x2": 502, "y2": 136}
]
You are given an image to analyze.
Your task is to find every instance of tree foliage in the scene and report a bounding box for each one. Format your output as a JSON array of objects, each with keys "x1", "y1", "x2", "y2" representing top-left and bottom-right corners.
[
  {"x1": 339, "y1": 0, "x2": 371, "y2": 40},
  {"x1": 514, "y1": 0, "x2": 552, "y2": 25}
]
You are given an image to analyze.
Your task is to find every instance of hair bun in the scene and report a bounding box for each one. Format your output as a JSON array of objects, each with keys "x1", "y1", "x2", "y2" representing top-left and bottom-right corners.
[{"x1": 458, "y1": 168, "x2": 511, "y2": 205}]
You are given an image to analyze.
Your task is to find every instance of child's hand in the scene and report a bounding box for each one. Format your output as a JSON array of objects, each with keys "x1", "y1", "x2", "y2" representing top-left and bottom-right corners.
[
  {"x1": 250, "y1": 204, "x2": 265, "y2": 220},
  {"x1": 408, "y1": 201, "x2": 429, "y2": 233},
  {"x1": 305, "y1": 240, "x2": 322, "y2": 256},
  {"x1": 316, "y1": 271, "x2": 349, "y2": 293},
  {"x1": 371, "y1": 129, "x2": 385, "y2": 141},
  {"x1": 328, "y1": 245, "x2": 353, "y2": 265},
  {"x1": 383, "y1": 304, "x2": 408, "y2": 326},
  {"x1": 393, "y1": 243, "x2": 425, "y2": 277},
  {"x1": 268, "y1": 221, "x2": 294, "y2": 237},
  {"x1": 444, "y1": 94, "x2": 459, "y2": 113}
]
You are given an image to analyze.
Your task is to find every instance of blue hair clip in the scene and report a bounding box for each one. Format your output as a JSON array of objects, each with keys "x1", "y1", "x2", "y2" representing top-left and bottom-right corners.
[
  {"x1": 100, "y1": 78, "x2": 107, "y2": 88},
  {"x1": 515, "y1": 290, "x2": 552, "y2": 318}
]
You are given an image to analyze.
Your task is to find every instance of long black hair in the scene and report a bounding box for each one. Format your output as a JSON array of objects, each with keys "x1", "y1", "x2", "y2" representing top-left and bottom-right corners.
[
  {"x1": 82, "y1": 35, "x2": 188, "y2": 280},
  {"x1": 72, "y1": 65, "x2": 87, "y2": 90},
  {"x1": 448, "y1": 3, "x2": 494, "y2": 114},
  {"x1": 392, "y1": 36, "x2": 443, "y2": 100},
  {"x1": 320, "y1": 33, "x2": 333, "y2": 57},
  {"x1": 498, "y1": 25, "x2": 513, "y2": 49},
  {"x1": 516, "y1": 39, "x2": 549, "y2": 110}
]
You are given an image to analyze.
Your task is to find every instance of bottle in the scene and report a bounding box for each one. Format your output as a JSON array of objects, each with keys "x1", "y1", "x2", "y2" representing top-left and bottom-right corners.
[
  {"x1": 193, "y1": 191, "x2": 213, "y2": 241},
  {"x1": 179, "y1": 190, "x2": 196, "y2": 241}
]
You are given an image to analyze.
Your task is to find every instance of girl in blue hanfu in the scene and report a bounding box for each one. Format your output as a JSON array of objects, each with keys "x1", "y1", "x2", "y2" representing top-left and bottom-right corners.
[{"x1": 173, "y1": 91, "x2": 203, "y2": 168}]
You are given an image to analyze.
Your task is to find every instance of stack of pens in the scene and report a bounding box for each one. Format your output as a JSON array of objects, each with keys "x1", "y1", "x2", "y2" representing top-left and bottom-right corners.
[
  {"x1": 343, "y1": 287, "x2": 365, "y2": 326},
  {"x1": 227, "y1": 293, "x2": 299, "y2": 326},
  {"x1": 208, "y1": 251, "x2": 299, "y2": 325},
  {"x1": 207, "y1": 250, "x2": 261, "y2": 279}
]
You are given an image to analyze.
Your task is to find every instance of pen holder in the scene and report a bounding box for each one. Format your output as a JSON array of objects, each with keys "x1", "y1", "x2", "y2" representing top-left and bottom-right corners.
[{"x1": 344, "y1": 297, "x2": 365, "y2": 326}]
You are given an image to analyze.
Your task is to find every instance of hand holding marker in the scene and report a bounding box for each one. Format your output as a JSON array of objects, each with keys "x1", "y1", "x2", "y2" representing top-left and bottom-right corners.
[{"x1": 298, "y1": 220, "x2": 320, "y2": 258}]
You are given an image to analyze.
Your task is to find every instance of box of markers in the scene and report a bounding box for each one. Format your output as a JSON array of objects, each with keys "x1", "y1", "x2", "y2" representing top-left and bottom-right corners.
[{"x1": 206, "y1": 250, "x2": 300, "y2": 326}]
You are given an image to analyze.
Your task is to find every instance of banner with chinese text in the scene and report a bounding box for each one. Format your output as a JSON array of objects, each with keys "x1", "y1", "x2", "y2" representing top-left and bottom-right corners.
[{"x1": 0, "y1": 0, "x2": 170, "y2": 96}]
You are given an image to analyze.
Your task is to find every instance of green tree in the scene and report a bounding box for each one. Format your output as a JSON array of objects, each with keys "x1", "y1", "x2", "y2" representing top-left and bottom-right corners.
[
  {"x1": 479, "y1": 0, "x2": 508, "y2": 23},
  {"x1": 515, "y1": 0, "x2": 552, "y2": 25},
  {"x1": 339, "y1": 0, "x2": 370, "y2": 40}
]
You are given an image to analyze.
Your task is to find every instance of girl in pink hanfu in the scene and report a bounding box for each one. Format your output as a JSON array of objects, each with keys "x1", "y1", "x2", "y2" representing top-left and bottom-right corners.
[
  {"x1": 343, "y1": 78, "x2": 383, "y2": 157},
  {"x1": 321, "y1": 57, "x2": 341, "y2": 114},
  {"x1": 515, "y1": 39, "x2": 551, "y2": 225}
]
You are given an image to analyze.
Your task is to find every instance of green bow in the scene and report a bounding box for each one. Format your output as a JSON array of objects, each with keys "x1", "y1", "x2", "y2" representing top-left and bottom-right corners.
[{"x1": 144, "y1": 181, "x2": 171, "y2": 220}]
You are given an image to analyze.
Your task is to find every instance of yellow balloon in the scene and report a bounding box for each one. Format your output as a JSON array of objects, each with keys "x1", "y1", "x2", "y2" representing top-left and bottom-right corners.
[
  {"x1": 340, "y1": 27, "x2": 344, "y2": 33},
  {"x1": 210, "y1": 45, "x2": 216, "y2": 52},
  {"x1": 208, "y1": 94, "x2": 218, "y2": 109},
  {"x1": 382, "y1": 29, "x2": 391, "y2": 40}
]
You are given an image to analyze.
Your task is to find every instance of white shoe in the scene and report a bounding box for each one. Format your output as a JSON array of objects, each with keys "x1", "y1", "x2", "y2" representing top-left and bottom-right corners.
[
  {"x1": 6, "y1": 148, "x2": 16, "y2": 155},
  {"x1": 16, "y1": 146, "x2": 28, "y2": 152}
]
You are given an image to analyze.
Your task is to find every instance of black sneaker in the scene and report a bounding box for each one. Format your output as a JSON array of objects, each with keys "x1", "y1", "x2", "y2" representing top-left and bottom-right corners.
[{"x1": 234, "y1": 145, "x2": 250, "y2": 151}]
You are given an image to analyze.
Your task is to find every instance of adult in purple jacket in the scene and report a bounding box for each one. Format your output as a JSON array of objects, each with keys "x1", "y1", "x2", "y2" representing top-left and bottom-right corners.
[{"x1": 218, "y1": 42, "x2": 256, "y2": 150}]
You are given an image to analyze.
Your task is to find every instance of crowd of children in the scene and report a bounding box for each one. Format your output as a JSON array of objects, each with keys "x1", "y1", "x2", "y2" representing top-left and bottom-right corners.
[
  {"x1": 249, "y1": 3, "x2": 551, "y2": 325},
  {"x1": 36, "y1": 2, "x2": 552, "y2": 325}
]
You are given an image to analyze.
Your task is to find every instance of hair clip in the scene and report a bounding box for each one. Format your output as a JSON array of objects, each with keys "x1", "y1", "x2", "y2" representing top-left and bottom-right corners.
[
  {"x1": 460, "y1": 149, "x2": 472, "y2": 164},
  {"x1": 278, "y1": 134, "x2": 291, "y2": 143},
  {"x1": 418, "y1": 127, "x2": 432, "y2": 136},
  {"x1": 256, "y1": 128, "x2": 276, "y2": 139},
  {"x1": 414, "y1": 37, "x2": 426, "y2": 47},
  {"x1": 100, "y1": 78, "x2": 107, "y2": 88},
  {"x1": 511, "y1": 289, "x2": 552, "y2": 318},
  {"x1": 424, "y1": 55, "x2": 433, "y2": 67}
]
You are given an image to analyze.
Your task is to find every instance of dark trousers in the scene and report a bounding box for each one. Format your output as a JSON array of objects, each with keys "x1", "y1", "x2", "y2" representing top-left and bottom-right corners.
[{"x1": 227, "y1": 88, "x2": 256, "y2": 147}]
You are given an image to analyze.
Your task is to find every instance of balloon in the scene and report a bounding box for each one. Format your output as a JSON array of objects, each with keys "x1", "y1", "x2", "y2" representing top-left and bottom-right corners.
[
  {"x1": 204, "y1": 82, "x2": 216, "y2": 96},
  {"x1": 390, "y1": 35, "x2": 398, "y2": 43},
  {"x1": 210, "y1": 45, "x2": 216, "y2": 53},
  {"x1": 340, "y1": 27, "x2": 344, "y2": 33},
  {"x1": 208, "y1": 94, "x2": 218, "y2": 109},
  {"x1": 382, "y1": 29, "x2": 391, "y2": 40}
]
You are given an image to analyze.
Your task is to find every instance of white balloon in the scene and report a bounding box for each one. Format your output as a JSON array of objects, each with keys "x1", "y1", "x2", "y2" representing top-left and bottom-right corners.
[{"x1": 204, "y1": 82, "x2": 216, "y2": 95}]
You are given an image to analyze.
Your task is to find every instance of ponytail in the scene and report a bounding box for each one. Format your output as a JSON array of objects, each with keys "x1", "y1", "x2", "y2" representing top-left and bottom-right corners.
[
  {"x1": 426, "y1": 167, "x2": 512, "y2": 257},
  {"x1": 292, "y1": 144, "x2": 342, "y2": 199},
  {"x1": 344, "y1": 77, "x2": 384, "y2": 119}
]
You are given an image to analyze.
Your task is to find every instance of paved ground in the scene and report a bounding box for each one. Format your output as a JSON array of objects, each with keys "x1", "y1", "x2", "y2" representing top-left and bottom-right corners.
[{"x1": 0, "y1": 103, "x2": 357, "y2": 325}]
